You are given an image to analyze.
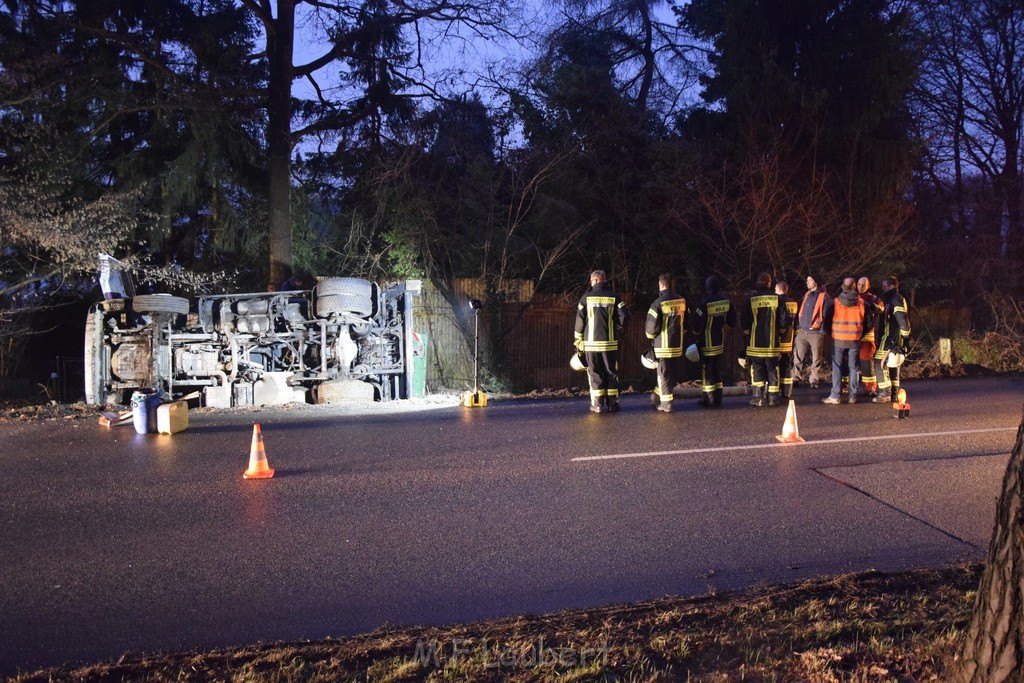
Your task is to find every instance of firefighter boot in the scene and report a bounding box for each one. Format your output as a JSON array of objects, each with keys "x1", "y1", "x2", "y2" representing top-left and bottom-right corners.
[
  {"x1": 608, "y1": 398, "x2": 621, "y2": 413},
  {"x1": 590, "y1": 398, "x2": 604, "y2": 413},
  {"x1": 872, "y1": 391, "x2": 891, "y2": 404},
  {"x1": 712, "y1": 388, "x2": 723, "y2": 407},
  {"x1": 768, "y1": 391, "x2": 781, "y2": 407},
  {"x1": 656, "y1": 400, "x2": 672, "y2": 413},
  {"x1": 749, "y1": 386, "x2": 766, "y2": 408},
  {"x1": 698, "y1": 392, "x2": 713, "y2": 409}
]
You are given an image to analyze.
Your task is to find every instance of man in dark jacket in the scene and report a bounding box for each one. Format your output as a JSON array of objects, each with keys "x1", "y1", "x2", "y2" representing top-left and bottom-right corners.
[
  {"x1": 644, "y1": 273, "x2": 686, "y2": 412},
  {"x1": 692, "y1": 276, "x2": 735, "y2": 408},
  {"x1": 792, "y1": 275, "x2": 832, "y2": 388},
  {"x1": 574, "y1": 270, "x2": 627, "y2": 413},
  {"x1": 822, "y1": 278, "x2": 873, "y2": 404},
  {"x1": 741, "y1": 272, "x2": 790, "y2": 407},
  {"x1": 872, "y1": 275, "x2": 911, "y2": 403}
]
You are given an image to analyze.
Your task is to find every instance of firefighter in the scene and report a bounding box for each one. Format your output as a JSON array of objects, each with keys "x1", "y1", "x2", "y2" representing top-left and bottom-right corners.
[
  {"x1": 741, "y1": 272, "x2": 790, "y2": 407},
  {"x1": 872, "y1": 275, "x2": 911, "y2": 403},
  {"x1": 775, "y1": 281, "x2": 799, "y2": 400},
  {"x1": 857, "y1": 277, "x2": 883, "y2": 395},
  {"x1": 574, "y1": 270, "x2": 627, "y2": 413},
  {"x1": 692, "y1": 276, "x2": 735, "y2": 408},
  {"x1": 644, "y1": 273, "x2": 686, "y2": 412}
]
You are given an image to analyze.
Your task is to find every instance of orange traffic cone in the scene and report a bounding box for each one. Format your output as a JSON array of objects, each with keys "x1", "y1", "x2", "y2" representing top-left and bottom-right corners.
[
  {"x1": 243, "y1": 423, "x2": 275, "y2": 479},
  {"x1": 775, "y1": 400, "x2": 805, "y2": 443}
]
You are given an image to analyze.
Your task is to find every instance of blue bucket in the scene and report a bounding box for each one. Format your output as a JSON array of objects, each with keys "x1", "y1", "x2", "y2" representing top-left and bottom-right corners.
[{"x1": 130, "y1": 389, "x2": 162, "y2": 434}]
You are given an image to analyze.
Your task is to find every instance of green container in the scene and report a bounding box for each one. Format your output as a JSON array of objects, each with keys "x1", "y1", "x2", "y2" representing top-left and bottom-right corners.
[{"x1": 411, "y1": 331, "x2": 427, "y2": 398}]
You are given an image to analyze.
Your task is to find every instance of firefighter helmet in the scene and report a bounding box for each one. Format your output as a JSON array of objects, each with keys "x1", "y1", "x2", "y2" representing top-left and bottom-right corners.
[
  {"x1": 570, "y1": 351, "x2": 588, "y2": 371},
  {"x1": 685, "y1": 344, "x2": 699, "y2": 363}
]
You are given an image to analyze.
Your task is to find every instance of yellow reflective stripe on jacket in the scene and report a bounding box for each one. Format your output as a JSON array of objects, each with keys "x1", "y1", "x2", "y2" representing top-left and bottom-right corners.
[
  {"x1": 586, "y1": 297, "x2": 618, "y2": 348},
  {"x1": 698, "y1": 298, "x2": 730, "y2": 355},
  {"x1": 706, "y1": 301, "x2": 729, "y2": 315},
  {"x1": 657, "y1": 298, "x2": 685, "y2": 356},
  {"x1": 779, "y1": 300, "x2": 798, "y2": 352},
  {"x1": 747, "y1": 294, "x2": 779, "y2": 355},
  {"x1": 894, "y1": 304, "x2": 910, "y2": 337}
]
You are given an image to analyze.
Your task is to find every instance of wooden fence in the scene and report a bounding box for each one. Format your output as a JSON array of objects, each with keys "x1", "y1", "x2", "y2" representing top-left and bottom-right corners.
[
  {"x1": 414, "y1": 283, "x2": 740, "y2": 392},
  {"x1": 412, "y1": 281, "x2": 971, "y2": 392},
  {"x1": 910, "y1": 305, "x2": 972, "y2": 340}
]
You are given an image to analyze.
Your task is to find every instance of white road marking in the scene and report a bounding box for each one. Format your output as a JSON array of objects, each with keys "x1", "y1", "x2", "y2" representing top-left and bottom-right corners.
[{"x1": 571, "y1": 427, "x2": 1018, "y2": 463}]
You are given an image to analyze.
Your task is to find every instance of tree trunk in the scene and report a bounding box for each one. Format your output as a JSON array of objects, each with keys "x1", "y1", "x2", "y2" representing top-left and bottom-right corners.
[
  {"x1": 266, "y1": 0, "x2": 295, "y2": 289},
  {"x1": 956, "y1": 412, "x2": 1024, "y2": 681},
  {"x1": 1002, "y1": 155, "x2": 1021, "y2": 289}
]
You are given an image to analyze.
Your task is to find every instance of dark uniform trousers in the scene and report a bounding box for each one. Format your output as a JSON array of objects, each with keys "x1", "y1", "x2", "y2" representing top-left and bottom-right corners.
[
  {"x1": 655, "y1": 357, "x2": 679, "y2": 404},
  {"x1": 749, "y1": 356, "x2": 780, "y2": 399},
  {"x1": 777, "y1": 352, "x2": 793, "y2": 398},
  {"x1": 700, "y1": 355, "x2": 724, "y2": 404},
  {"x1": 586, "y1": 351, "x2": 620, "y2": 404}
]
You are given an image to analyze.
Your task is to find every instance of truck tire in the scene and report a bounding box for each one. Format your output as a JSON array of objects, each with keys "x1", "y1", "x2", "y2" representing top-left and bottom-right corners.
[
  {"x1": 316, "y1": 378, "x2": 376, "y2": 403},
  {"x1": 133, "y1": 294, "x2": 189, "y2": 315},
  {"x1": 84, "y1": 310, "x2": 102, "y2": 405},
  {"x1": 315, "y1": 278, "x2": 374, "y2": 318}
]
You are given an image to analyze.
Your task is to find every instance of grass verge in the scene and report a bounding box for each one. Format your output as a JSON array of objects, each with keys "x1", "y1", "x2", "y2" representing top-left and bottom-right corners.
[{"x1": 10, "y1": 563, "x2": 980, "y2": 682}]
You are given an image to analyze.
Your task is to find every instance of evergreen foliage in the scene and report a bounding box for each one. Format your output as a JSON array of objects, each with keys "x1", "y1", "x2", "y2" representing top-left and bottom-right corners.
[
  {"x1": 1, "y1": 0, "x2": 1022, "y2": 384},
  {"x1": 680, "y1": 0, "x2": 920, "y2": 287}
]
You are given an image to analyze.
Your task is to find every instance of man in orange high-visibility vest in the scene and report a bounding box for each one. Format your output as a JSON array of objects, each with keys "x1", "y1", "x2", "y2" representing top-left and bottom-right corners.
[{"x1": 822, "y1": 278, "x2": 874, "y2": 405}]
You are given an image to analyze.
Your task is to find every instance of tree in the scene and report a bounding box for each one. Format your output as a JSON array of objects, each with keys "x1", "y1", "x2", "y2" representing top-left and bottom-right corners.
[
  {"x1": 691, "y1": 136, "x2": 914, "y2": 287},
  {"x1": 1, "y1": 0, "x2": 268, "y2": 282},
  {"x1": 312, "y1": 91, "x2": 587, "y2": 388},
  {"x1": 0, "y1": 131, "x2": 147, "y2": 391},
  {"x1": 239, "y1": 0, "x2": 515, "y2": 287},
  {"x1": 957, "y1": 413, "x2": 1024, "y2": 681},
  {"x1": 680, "y1": 0, "x2": 919, "y2": 283},
  {"x1": 511, "y1": 21, "x2": 696, "y2": 294},
  {"x1": 555, "y1": 0, "x2": 701, "y2": 118},
  {"x1": 910, "y1": 0, "x2": 1024, "y2": 299}
]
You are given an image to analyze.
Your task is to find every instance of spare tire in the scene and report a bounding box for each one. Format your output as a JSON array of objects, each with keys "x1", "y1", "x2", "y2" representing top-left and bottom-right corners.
[
  {"x1": 133, "y1": 294, "x2": 189, "y2": 315},
  {"x1": 316, "y1": 278, "x2": 374, "y2": 318},
  {"x1": 84, "y1": 310, "x2": 102, "y2": 405},
  {"x1": 316, "y1": 378, "x2": 377, "y2": 403}
]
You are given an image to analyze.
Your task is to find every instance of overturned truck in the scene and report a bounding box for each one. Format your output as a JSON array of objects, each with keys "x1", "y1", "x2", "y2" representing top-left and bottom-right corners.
[{"x1": 84, "y1": 278, "x2": 421, "y2": 407}]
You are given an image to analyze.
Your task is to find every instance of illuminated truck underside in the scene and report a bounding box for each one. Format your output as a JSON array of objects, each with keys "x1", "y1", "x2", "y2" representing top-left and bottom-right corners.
[{"x1": 84, "y1": 278, "x2": 419, "y2": 407}]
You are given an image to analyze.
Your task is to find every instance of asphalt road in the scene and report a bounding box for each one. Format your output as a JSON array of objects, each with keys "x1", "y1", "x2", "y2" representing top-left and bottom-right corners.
[{"x1": 1, "y1": 376, "x2": 1021, "y2": 675}]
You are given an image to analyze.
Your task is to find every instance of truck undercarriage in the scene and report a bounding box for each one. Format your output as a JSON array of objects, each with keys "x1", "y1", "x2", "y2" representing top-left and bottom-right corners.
[{"x1": 84, "y1": 278, "x2": 420, "y2": 407}]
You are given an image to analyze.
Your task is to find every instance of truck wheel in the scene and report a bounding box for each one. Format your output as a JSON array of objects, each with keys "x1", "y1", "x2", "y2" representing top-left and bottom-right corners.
[
  {"x1": 132, "y1": 294, "x2": 189, "y2": 315},
  {"x1": 315, "y1": 278, "x2": 374, "y2": 317},
  {"x1": 84, "y1": 310, "x2": 102, "y2": 405},
  {"x1": 316, "y1": 379, "x2": 376, "y2": 403}
]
